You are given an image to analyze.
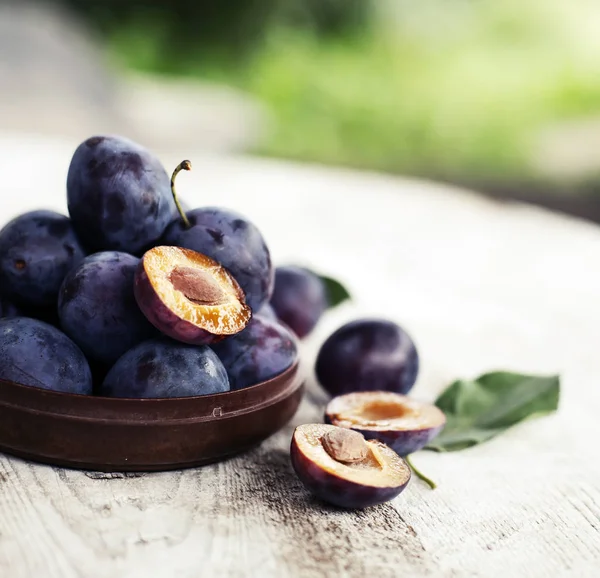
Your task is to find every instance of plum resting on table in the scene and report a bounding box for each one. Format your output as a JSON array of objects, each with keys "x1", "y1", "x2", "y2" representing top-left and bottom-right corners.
[
  {"x1": 100, "y1": 338, "x2": 230, "y2": 398},
  {"x1": 291, "y1": 423, "x2": 411, "y2": 509},
  {"x1": 316, "y1": 319, "x2": 419, "y2": 397},
  {"x1": 134, "y1": 245, "x2": 251, "y2": 345},
  {"x1": 0, "y1": 317, "x2": 92, "y2": 394},
  {"x1": 270, "y1": 266, "x2": 327, "y2": 338},
  {"x1": 212, "y1": 316, "x2": 298, "y2": 390},
  {"x1": 67, "y1": 135, "x2": 177, "y2": 254},
  {"x1": 58, "y1": 251, "x2": 156, "y2": 365},
  {"x1": 0, "y1": 210, "x2": 86, "y2": 308},
  {"x1": 325, "y1": 391, "x2": 446, "y2": 456},
  {"x1": 162, "y1": 207, "x2": 274, "y2": 311}
]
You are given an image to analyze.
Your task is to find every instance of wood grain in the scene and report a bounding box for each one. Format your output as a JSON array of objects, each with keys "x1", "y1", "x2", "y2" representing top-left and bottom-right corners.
[{"x1": 0, "y1": 136, "x2": 599, "y2": 577}]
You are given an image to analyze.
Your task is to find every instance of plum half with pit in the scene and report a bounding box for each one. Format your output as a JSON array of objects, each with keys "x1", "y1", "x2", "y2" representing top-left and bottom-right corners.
[
  {"x1": 58, "y1": 252, "x2": 157, "y2": 365},
  {"x1": 291, "y1": 423, "x2": 411, "y2": 509},
  {"x1": 325, "y1": 391, "x2": 446, "y2": 456},
  {"x1": 100, "y1": 338, "x2": 230, "y2": 398},
  {"x1": 0, "y1": 210, "x2": 86, "y2": 308},
  {"x1": 270, "y1": 266, "x2": 327, "y2": 338},
  {"x1": 212, "y1": 316, "x2": 298, "y2": 390},
  {"x1": 134, "y1": 246, "x2": 251, "y2": 345},
  {"x1": 316, "y1": 319, "x2": 419, "y2": 397},
  {"x1": 0, "y1": 317, "x2": 92, "y2": 394},
  {"x1": 67, "y1": 135, "x2": 177, "y2": 254}
]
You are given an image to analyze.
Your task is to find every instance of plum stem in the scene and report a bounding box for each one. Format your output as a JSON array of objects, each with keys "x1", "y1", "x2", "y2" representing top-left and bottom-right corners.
[
  {"x1": 171, "y1": 160, "x2": 192, "y2": 228},
  {"x1": 405, "y1": 454, "x2": 436, "y2": 490}
]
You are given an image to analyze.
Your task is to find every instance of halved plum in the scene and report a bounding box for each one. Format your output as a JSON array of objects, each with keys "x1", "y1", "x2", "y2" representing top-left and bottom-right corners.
[
  {"x1": 291, "y1": 423, "x2": 411, "y2": 509},
  {"x1": 134, "y1": 246, "x2": 251, "y2": 345},
  {"x1": 325, "y1": 391, "x2": 446, "y2": 456}
]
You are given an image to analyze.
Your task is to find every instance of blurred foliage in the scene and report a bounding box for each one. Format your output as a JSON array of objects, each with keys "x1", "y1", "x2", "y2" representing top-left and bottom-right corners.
[{"x1": 66, "y1": 0, "x2": 600, "y2": 182}]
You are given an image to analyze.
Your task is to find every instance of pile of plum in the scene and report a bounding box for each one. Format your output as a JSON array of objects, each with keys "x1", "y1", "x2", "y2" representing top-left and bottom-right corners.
[
  {"x1": 0, "y1": 135, "x2": 301, "y2": 398},
  {"x1": 0, "y1": 134, "x2": 445, "y2": 510}
]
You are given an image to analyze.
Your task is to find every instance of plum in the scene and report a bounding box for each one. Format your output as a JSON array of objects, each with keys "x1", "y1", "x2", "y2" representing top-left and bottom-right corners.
[
  {"x1": 134, "y1": 246, "x2": 251, "y2": 345},
  {"x1": 212, "y1": 317, "x2": 297, "y2": 390},
  {"x1": 58, "y1": 251, "x2": 156, "y2": 365},
  {"x1": 66, "y1": 135, "x2": 177, "y2": 254},
  {"x1": 291, "y1": 423, "x2": 411, "y2": 509},
  {"x1": 0, "y1": 296, "x2": 20, "y2": 318},
  {"x1": 0, "y1": 210, "x2": 86, "y2": 308},
  {"x1": 325, "y1": 391, "x2": 446, "y2": 456},
  {"x1": 163, "y1": 197, "x2": 273, "y2": 311},
  {"x1": 270, "y1": 266, "x2": 327, "y2": 338},
  {"x1": 316, "y1": 319, "x2": 419, "y2": 397},
  {"x1": 0, "y1": 317, "x2": 92, "y2": 394},
  {"x1": 100, "y1": 338, "x2": 230, "y2": 398}
]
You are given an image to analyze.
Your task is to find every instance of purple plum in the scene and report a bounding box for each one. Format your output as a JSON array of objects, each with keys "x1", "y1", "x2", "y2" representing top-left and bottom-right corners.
[
  {"x1": 325, "y1": 391, "x2": 446, "y2": 456},
  {"x1": 291, "y1": 424, "x2": 411, "y2": 509},
  {"x1": 100, "y1": 338, "x2": 230, "y2": 398},
  {"x1": 66, "y1": 135, "x2": 177, "y2": 254},
  {"x1": 0, "y1": 317, "x2": 92, "y2": 394},
  {"x1": 134, "y1": 246, "x2": 250, "y2": 345},
  {"x1": 58, "y1": 251, "x2": 156, "y2": 365},
  {"x1": 270, "y1": 266, "x2": 327, "y2": 338},
  {"x1": 316, "y1": 319, "x2": 419, "y2": 397},
  {"x1": 212, "y1": 316, "x2": 298, "y2": 390},
  {"x1": 0, "y1": 210, "x2": 86, "y2": 308}
]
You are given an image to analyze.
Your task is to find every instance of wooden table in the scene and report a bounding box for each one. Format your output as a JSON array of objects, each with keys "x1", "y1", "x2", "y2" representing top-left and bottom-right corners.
[{"x1": 0, "y1": 134, "x2": 599, "y2": 577}]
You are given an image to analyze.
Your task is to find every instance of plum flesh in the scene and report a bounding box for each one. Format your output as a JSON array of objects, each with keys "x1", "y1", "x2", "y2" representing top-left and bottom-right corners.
[
  {"x1": 0, "y1": 317, "x2": 92, "y2": 394},
  {"x1": 162, "y1": 207, "x2": 273, "y2": 311},
  {"x1": 0, "y1": 210, "x2": 86, "y2": 308},
  {"x1": 134, "y1": 246, "x2": 251, "y2": 345},
  {"x1": 270, "y1": 266, "x2": 327, "y2": 338},
  {"x1": 212, "y1": 316, "x2": 298, "y2": 390},
  {"x1": 67, "y1": 135, "x2": 177, "y2": 254},
  {"x1": 325, "y1": 391, "x2": 446, "y2": 456},
  {"x1": 316, "y1": 319, "x2": 419, "y2": 397},
  {"x1": 100, "y1": 338, "x2": 230, "y2": 398},
  {"x1": 291, "y1": 423, "x2": 411, "y2": 509},
  {"x1": 58, "y1": 251, "x2": 157, "y2": 365}
]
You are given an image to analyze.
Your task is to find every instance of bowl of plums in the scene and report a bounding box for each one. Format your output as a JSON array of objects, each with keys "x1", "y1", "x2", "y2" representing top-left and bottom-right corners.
[
  {"x1": 0, "y1": 134, "x2": 449, "y2": 510},
  {"x1": 0, "y1": 135, "x2": 304, "y2": 471}
]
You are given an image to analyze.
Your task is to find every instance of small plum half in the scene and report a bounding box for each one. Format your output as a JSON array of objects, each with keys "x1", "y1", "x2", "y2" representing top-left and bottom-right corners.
[
  {"x1": 291, "y1": 423, "x2": 411, "y2": 509},
  {"x1": 134, "y1": 246, "x2": 251, "y2": 345},
  {"x1": 325, "y1": 391, "x2": 446, "y2": 456}
]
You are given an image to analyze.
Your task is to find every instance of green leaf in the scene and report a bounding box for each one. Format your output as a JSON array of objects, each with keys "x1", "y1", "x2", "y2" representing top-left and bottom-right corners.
[
  {"x1": 319, "y1": 274, "x2": 351, "y2": 308},
  {"x1": 425, "y1": 371, "x2": 560, "y2": 452}
]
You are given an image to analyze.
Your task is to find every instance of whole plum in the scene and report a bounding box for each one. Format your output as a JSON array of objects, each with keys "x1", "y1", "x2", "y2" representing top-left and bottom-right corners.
[
  {"x1": 100, "y1": 338, "x2": 230, "y2": 398},
  {"x1": 162, "y1": 207, "x2": 273, "y2": 311},
  {"x1": 316, "y1": 319, "x2": 419, "y2": 397},
  {"x1": 0, "y1": 210, "x2": 86, "y2": 308},
  {"x1": 270, "y1": 266, "x2": 327, "y2": 338},
  {"x1": 212, "y1": 317, "x2": 297, "y2": 390},
  {"x1": 0, "y1": 317, "x2": 92, "y2": 394},
  {"x1": 58, "y1": 251, "x2": 156, "y2": 365},
  {"x1": 67, "y1": 135, "x2": 177, "y2": 254}
]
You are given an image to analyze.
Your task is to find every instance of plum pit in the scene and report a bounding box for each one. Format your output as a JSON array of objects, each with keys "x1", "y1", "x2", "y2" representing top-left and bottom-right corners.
[
  {"x1": 291, "y1": 423, "x2": 411, "y2": 509},
  {"x1": 169, "y1": 266, "x2": 227, "y2": 306},
  {"x1": 325, "y1": 391, "x2": 446, "y2": 456}
]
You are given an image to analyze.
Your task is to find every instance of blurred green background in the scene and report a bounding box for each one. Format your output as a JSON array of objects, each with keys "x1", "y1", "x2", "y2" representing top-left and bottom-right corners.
[{"x1": 61, "y1": 0, "x2": 600, "y2": 218}]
